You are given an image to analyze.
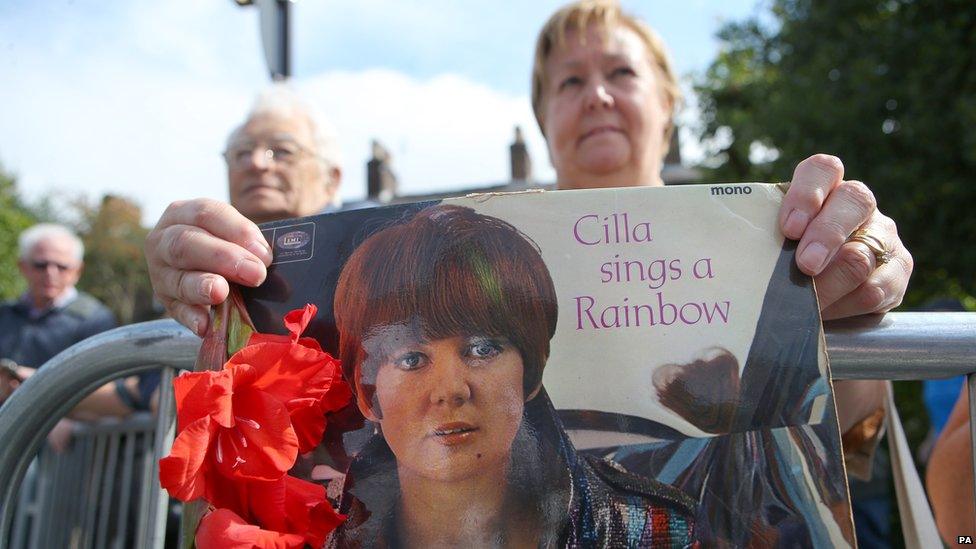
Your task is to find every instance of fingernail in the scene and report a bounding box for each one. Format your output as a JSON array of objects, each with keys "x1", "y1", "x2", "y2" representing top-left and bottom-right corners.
[
  {"x1": 799, "y1": 242, "x2": 829, "y2": 273},
  {"x1": 247, "y1": 239, "x2": 273, "y2": 265},
  {"x1": 199, "y1": 277, "x2": 214, "y2": 300},
  {"x1": 783, "y1": 209, "x2": 810, "y2": 239},
  {"x1": 235, "y1": 257, "x2": 267, "y2": 286},
  {"x1": 188, "y1": 317, "x2": 201, "y2": 337}
]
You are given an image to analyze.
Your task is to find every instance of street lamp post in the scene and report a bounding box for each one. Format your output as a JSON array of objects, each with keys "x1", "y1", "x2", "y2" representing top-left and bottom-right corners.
[{"x1": 233, "y1": 0, "x2": 293, "y2": 80}]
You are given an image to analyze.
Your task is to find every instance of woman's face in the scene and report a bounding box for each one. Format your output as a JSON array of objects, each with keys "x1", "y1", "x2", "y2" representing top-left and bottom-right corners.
[
  {"x1": 541, "y1": 23, "x2": 670, "y2": 190},
  {"x1": 359, "y1": 330, "x2": 528, "y2": 484}
]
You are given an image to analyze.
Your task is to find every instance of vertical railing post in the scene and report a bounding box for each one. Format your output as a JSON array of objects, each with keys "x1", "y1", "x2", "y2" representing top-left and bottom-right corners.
[{"x1": 147, "y1": 367, "x2": 177, "y2": 549}]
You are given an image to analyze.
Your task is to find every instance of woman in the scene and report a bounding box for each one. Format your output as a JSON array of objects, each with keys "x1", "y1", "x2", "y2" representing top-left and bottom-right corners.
[
  {"x1": 531, "y1": 0, "x2": 902, "y2": 461},
  {"x1": 330, "y1": 205, "x2": 698, "y2": 548},
  {"x1": 530, "y1": 1, "x2": 905, "y2": 544}
]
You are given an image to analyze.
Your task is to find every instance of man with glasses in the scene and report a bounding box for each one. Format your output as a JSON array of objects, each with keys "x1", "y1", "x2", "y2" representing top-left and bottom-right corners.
[
  {"x1": 145, "y1": 85, "x2": 358, "y2": 336},
  {"x1": 224, "y1": 91, "x2": 344, "y2": 225},
  {"x1": 0, "y1": 223, "x2": 116, "y2": 403}
]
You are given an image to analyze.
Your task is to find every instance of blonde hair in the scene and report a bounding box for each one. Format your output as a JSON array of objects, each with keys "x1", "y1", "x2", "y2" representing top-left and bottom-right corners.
[{"x1": 531, "y1": 0, "x2": 682, "y2": 153}]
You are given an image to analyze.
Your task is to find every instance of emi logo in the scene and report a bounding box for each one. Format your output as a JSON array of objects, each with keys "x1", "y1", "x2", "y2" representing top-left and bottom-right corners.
[
  {"x1": 277, "y1": 230, "x2": 310, "y2": 250},
  {"x1": 959, "y1": 535, "x2": 974, "y2": 544},
  {"x1": 269, "y1": 222, "x2": 315, "y2": 265}
]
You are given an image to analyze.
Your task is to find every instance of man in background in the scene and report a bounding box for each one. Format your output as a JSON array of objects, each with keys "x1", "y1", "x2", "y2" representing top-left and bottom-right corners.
[
  {"x1": 145, "y1": 84, "x2": 363, "y2": 336},
  {"x1": 0, "y1": 223, "x2": 117, "y2": 445},
  {"x1": 0, "y1": 223, "x2": 115, "y2": 372}
]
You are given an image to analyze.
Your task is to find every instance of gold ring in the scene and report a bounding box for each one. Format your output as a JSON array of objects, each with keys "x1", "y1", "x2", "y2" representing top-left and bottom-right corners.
[{"x1": 847, "y1": 228, "x2": 892, "y2": 266}]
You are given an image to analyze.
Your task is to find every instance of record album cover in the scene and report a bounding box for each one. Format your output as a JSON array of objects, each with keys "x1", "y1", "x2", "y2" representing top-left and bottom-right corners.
[{"x1": 238, "y1": 184, "x2": 856, "y2": 547}]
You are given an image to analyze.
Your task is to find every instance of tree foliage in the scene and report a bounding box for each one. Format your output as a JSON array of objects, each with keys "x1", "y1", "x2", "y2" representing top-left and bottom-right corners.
[
  {"x1": 0, "y1": 163, "x2": 38, "y2": 301},
  {"x1": 75, "y1": 195, "x2": 156, "y2": 325},
  {"x1": 0, "y1": 160, "x2": 155, "y2": 324},
  {"x1": 695, "y1": 0, "x2": 976, "y2": 307}
]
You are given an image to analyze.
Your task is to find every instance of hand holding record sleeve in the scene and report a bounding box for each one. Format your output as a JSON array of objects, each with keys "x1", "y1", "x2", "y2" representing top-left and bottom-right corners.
[{"x1": 145, "y1": 198, "x2": 273, "y2": 337}]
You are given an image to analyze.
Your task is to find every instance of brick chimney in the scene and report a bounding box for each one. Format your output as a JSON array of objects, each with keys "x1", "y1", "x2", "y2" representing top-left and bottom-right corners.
[
  {"x1": 367, "y1": 139, "x2": 397, "y2": 203},
  {"x1": 664, "y1": 128, "x2": 682, "y2": 166},
  {"x1": 509, "y1": 126, "x2": 532, "y2": 182}
]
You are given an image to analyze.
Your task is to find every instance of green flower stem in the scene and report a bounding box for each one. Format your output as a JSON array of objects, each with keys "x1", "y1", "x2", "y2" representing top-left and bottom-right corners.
[{"x1": 179, "y1": 290, "x2": 255, "y2": 548}]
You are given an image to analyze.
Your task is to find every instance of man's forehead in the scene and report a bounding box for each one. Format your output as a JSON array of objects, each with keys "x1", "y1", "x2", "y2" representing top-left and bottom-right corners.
[
  {"x1": 231, "y1": 131, "x2": 302, "y2": 146},
  {"x1": 239, "y1": 113, "x2": 313, "y2": 142}
]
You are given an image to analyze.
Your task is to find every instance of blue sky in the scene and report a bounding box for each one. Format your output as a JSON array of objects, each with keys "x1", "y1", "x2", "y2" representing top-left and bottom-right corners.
[{"x1": 0, "y1": 1, "x2": 764, "y2": 224}]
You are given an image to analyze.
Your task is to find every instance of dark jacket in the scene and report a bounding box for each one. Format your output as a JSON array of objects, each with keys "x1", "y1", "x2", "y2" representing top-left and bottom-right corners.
[{"x1": 0, "y1": 292, "x2": 116, "y2": 368}]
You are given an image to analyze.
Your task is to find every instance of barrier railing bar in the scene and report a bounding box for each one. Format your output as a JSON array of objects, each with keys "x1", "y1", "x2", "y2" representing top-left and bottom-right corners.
[
  {"x1": 116, "y1": 431, "x2": 136, "y2": 549},
  {"x1": 134, "y1": 429, "x2": 153, "y2": 549},
  {"x1": 82, "y1": 433, "x2": 105, "y2": 549},
  {"x1": 49, "y1": 447, "x2": 70, "y2": 548},
  {"x1": 70, "y1": 414, "x2": 155, "y2": 436},
  {"x1": 148, "y1": 366, "x2": 176, "y2": 549},
  {"x1": 33, "y1": 451, "x2": 51, "y2": 549},
  {"x1": 95, "y1": 432, "x2": 120, "y2": 549},
  {"x1": 824, "y1": 312, "x2": 976, "y2": 380}
]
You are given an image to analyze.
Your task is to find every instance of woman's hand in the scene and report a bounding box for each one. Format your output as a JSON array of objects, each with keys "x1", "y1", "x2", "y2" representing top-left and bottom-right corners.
[
  {"x1": 779, "y1": 154, "x2": 913, "y2": 320},
  {"x1": 144, "y1": 198, "x2": 273, "y2": 336}
]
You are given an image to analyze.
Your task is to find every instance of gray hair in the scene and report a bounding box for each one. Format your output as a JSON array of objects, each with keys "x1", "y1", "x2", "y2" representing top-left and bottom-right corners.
[
  {"x1": 18, "y1": 223, "x2": 84, "y2": 263},
  {"x1": 226, "y1": 84, "x2": 342, "y2": 171}
]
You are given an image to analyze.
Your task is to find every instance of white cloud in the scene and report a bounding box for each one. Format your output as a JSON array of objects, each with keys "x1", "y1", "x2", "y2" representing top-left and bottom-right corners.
[
  {"x1": 1, "y1": 0, "x2": 762, "y2": 227},
  {"x1": 299, "y1": 70, "x2": 554, "y2": 200},
  {"x1": 0, "y1": 58, "x2": 553, "y2": 226},
  {"x1": 0, "y1": 59, "x2": 253, "y2": 226}
]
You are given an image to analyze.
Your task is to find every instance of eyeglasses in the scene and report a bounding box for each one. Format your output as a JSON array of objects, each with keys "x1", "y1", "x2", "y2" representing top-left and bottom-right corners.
[
  {"x1": 223, "y1": 138, "x2": 318, "y2": 169},
  {"x1": 30, "y1": 260, "x2": 73, "y2": 272}
]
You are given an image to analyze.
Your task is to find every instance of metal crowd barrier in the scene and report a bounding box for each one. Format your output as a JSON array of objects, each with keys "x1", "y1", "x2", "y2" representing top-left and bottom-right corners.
[
  {"x1": 0, "y1": 312, "x2": 974, "y2": 548},
  {"x1": 0, "y1": 320, "x2": 197, "y2": 549},
  {"x1": 10, "y1": 414, "x2": 158, "y2": 549}
]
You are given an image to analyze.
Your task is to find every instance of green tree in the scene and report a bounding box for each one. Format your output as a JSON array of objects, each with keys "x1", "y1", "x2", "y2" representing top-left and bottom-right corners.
[
  {"x1": 0, "y1": 163, "x2": 38, "y2": 301},
  {"x1": 75, "y1": 195, "x2": 155, "y2": 325},
  {"x1": 0, "y1": 161, "x2": 155, "y2": 323},
  {"x1": 695, "y1": 0, "x2": 976, "y2": 308}
]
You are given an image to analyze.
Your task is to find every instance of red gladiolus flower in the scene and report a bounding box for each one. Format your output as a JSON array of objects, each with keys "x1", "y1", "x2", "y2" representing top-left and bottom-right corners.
[
  {"x1": 247, "y1": 475, "x2": 347, "y2": 548},
  {"x1": 159, "y1": 303, "x2": 351, "y2": 544},
  {"x1": 196, "y1": 508, "x2": 305, "y2": 549},
  {"x1": 159, "y1": 365, "x2": 300, "y2": 502},
  {"x1": 227, "y1": 306, "x2": 348, "y2": 454},
  {"x1": 195, "y1": 475, "x2": 347, "y2": 549}
]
